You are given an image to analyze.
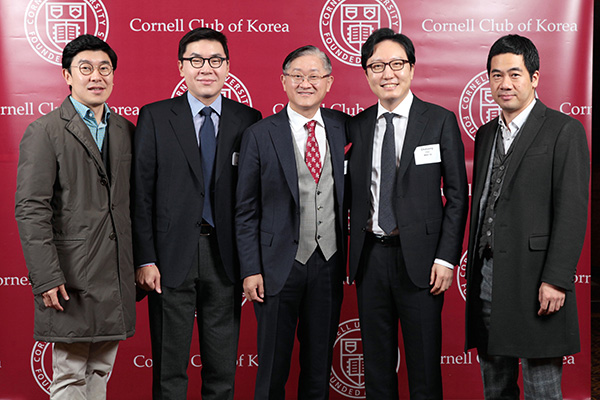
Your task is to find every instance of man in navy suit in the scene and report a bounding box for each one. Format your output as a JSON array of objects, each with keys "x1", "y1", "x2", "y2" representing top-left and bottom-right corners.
[
  {"x1": 346, "y1": 29, "x2": 468, "y2": 399},
  {"x1": 236, "y1": 45, "x2": 348, "y2": 400},
  {"x1": 132, "y1": 28, "x2": 261, "y2": 400}
]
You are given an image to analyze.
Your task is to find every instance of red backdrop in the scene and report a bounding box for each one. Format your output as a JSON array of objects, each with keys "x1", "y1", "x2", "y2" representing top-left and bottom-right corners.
[{"x1": 0, "y1": 0, "x2": 592, "y2": 398}]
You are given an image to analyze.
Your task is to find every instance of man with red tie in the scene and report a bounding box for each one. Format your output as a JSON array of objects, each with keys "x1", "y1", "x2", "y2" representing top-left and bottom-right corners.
[{"x1": 236, "y1": 45, "x2": 348, "y2": 400}]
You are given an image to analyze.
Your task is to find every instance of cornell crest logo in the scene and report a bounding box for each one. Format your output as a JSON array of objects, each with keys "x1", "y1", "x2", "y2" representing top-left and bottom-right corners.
[
  {"x1": 31, "y1": 341, "x2": 112, "y2": 394},
  {"x1": 458, "y1": 71, "x2": 501, "y2": 141},
  {"x1": 320, "y1": 0, "x2": 402, "y2": 67},
  {"x1": 330, "y1": 318, "x2": 400, "y2": 398},
  {"x1": 24, "y1": 0, "x2": 109, "y2": 65},
  {"x1": 172, "y1": 73, "x2": 254, "y2": 107},
  {"x1": 456, "y1": 250, "x2": 468, "y2": 301}
]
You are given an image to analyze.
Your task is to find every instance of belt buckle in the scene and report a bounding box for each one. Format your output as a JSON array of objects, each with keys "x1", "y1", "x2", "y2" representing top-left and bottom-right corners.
[{"x1": 200, "y1": 224, "x2": 213, "y2": 236}]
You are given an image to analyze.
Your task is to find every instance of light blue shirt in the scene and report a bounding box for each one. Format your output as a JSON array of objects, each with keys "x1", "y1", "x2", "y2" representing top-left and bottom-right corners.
[
  {"x1": 187, "y1": 92, "x2": 222, "y2": 145},
  {"x1": 69, "y1": 96, "x2": 110, "y2": 151}
]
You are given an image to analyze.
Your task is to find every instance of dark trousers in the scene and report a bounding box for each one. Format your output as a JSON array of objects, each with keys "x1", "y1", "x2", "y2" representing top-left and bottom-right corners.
[
  {"x1": 148, "y1": 234, "x2": 241, "y2": 400},
  {"x1": 253, "y1": 250, "x2": 343, "y2": 400},
  {"x1": 356, "y1": 237, "x2": 443, "y2": 400}
]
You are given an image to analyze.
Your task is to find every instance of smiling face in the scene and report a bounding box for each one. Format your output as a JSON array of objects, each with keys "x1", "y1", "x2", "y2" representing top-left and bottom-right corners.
[
  {"x1": 280, "y1": 54, "x2": 333, "y2": 118},
  {"x1": 364, "y1": 39, "x2": 414, "y2": 111},
  {"x1": 179, "y1": 39, "x2": 229, "y2": 105},
  {"x1": 62, "y1": 50, "x2": 113, "y2": 118},
  {"x1": 489, "y1": 52, "x2": 539, "y2": 124}
]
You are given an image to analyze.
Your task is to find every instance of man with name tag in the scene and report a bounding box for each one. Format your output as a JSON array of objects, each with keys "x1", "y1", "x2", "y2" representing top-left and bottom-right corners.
[
  {"x1": 132, "y1": 28, "x2": 261, "y2": 399},
  {"x1": 236, "y1": 45, "x2": 348, "y2": 399},
  {"x1": 346, "y1": 28, "x2": 468, "y2": 399},
  {"x1": 464, "y1": 34, "x2": 589, "y2": 399}
]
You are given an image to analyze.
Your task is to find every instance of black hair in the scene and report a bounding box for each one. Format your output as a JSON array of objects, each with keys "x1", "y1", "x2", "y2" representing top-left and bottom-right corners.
[
  {"x1": 178, "y1": 28, "x2": 229, "y2": 60},
  {"x1": 361, "y1": 28, "x2": 415, "y2": 70},
  {"x1": 62, "y1": 34, "x2": 117, "y2": 72},
  {"x1": 486, "y1": 34, "x2": 539, "y2": 80}
]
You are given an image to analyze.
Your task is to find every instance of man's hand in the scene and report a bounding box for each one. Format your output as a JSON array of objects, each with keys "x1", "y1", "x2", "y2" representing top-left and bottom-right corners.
[
  {"x1": 538, "y1": 282, "x2": 566, "y2": 316},
  {"x1": 42, "y1": 284, "x2": 69, "y2": 311},
  {"x1": 430, "y1": 263, "x2": 453, "y2": 295},
  {"x1": 243, "y1": 274, "x2": 265, "y2": 303},
  {"x1": 136, "y1": 264, "x2": 162, "y2": 294}
]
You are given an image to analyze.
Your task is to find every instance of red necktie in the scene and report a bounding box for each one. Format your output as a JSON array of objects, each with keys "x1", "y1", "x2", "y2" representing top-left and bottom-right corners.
[{"x1": 305, "y1": 120, "x2": 321, "y2": 183}]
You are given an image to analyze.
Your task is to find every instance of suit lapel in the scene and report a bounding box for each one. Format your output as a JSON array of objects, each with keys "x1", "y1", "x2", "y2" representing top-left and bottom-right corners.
[
  {"x1": 398, "y1": 97, "x2": 427, "y2": 181},
  {"x1": 169, "y1": 94, "x2": 203, "y2": 183},
  {"x1": 501, "y1": 101, "x2": 546, "y2": 189},
  {"x1": 269, "y1": 108, "x2": 299, "y2": 206},
  {"x1": 215, "y1": 98, "x2": 240, "y2": 183},
  {"x1": 322, "y1": 110, "x2": 345, "y2": 207},
  {"x1": 356, "y1": 106, "x2": 377, "y2": 201}
]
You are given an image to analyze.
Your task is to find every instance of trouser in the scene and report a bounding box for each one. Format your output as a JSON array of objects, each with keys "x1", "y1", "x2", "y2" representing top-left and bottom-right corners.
[
  {"x1": 356, "y1": 235, "x2": 443, "y2": 399},
  {"x1": 149, "y1": 234, "x2": 241, "y2": 400},
  {"x1": 253, "y1": 250, "x2": 343, "y2": 400},
  {"x1": 49, "y1": 341, "x2": 119, "y2": 400}
]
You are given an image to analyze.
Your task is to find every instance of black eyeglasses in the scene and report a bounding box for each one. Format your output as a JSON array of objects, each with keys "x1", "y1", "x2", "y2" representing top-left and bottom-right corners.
[
  {"x1": 180, "y1": 56, "x2": 228, "y2": 69},
  {"x1": 72, "y1": 63, "x2": 113, "y2": 76},
  {"x1": 366, "y1": 59, "x2": 410, "y2": 73}
]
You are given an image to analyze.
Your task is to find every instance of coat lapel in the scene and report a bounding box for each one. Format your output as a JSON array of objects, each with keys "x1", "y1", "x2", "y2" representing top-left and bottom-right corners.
[
  {"x1": 269, "y1": 108, "x2": 299, "y2": 206},
  {"x1": 501, "y1": 101, "x2": 547, "y2": 190},
  {"x1": 61, "y1": 98, "x2": 106, "y2": 177},
  {"x1": 169, "y1": 94, "x2": 203, "y2": 184},
  {"x1": 472, "y1": 120, "x2": 497, "y2": 207}
]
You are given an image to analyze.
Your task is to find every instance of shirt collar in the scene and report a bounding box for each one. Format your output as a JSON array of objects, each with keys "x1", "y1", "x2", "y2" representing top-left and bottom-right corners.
[
  {"x1": 499, "y1": 98, "x2": 536, "y2": 136},
  {"x1": 69, "y1": 96, "x2": 110, "y2": 124},
  {"x1": 377, "y1": 90, "x2": 414, "y2": 120},
  {"x1": 286, "y1": 105, "x2": 324, "y2": 131},
  {"x1": 187, "y1": 92, "x2": 222, "y2": 117}
]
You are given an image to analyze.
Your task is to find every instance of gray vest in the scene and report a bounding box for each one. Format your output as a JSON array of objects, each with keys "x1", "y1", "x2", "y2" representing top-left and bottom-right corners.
[{"x1": 292, "y1": 138, "x2": 338, "y2": 264}]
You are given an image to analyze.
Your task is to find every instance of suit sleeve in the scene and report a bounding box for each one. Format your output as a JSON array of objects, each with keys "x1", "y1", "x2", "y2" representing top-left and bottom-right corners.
[
  {"x1": 235, "y1": 126, "x2": 263, "y2": 279},
  {"x1": 132, "y1": 105, "x2": 159, "y2": 267},
  {"x1": 15, "y1": 121, "x2": 65, "y2": 295},
  {"x1": 436, "y1": 111, "x2": 469, "y2": 266},
  {"x1": 541, "y1": 119, "x2": 589, "y2": 290}
]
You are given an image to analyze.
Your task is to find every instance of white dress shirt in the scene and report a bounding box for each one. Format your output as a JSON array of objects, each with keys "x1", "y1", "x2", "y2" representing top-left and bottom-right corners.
[
  {"x1": 287, "y1": 106, "x2": 327, "y2": 164},
  {"x1": 499, "y1": 98, "x2": 536, "y2": 152}
]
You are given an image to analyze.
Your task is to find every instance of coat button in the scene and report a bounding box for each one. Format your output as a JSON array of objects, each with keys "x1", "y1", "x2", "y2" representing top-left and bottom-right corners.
[
  {"x1": 109, "y1": 232, "x2": 116, "y2": 240},
  {"x1": 100, "y1": 178, "x2": 108, "y2": 186}
]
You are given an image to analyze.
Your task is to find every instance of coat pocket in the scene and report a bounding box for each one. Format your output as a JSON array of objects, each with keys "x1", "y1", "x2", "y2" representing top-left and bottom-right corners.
[
  {"x1": 54, "y1": 238, "x2": 88, "y2": 291},
  {"x1": 529, "y1": 234, "x2": 550, "y2": 250},
  {"x1": 260, "y1": 231, "x2": 274, "y2": 247}
]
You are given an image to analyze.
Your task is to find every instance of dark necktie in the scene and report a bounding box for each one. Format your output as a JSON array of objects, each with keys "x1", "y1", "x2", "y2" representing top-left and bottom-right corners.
[
  {"x1": 305, "y1": 120, "x2": 322, "y2": 183},
  {"x1": 379, "y1": 112, "x2": 397, "y2": 235},
  {"x1": 200, "y1": 107, "x2": 216, "y2": 226}
]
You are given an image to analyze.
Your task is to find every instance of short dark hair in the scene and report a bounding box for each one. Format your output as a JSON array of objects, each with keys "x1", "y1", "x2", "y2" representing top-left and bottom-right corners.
[
  {"x1": 178, "y1": 28, "x2": 229, "y2": 60},
  {"x1": 62, "y1": 34, "x2": 117, "y2": 72},
  {"x1": 361, "y1": 28, "x2": 415, "y2": 70},
  {"x1": 486, "y1": 34, "x2": 539, "y2": 80},
  {"x1": 282, "y1": 45, "x2": 332, "y2": 74}
]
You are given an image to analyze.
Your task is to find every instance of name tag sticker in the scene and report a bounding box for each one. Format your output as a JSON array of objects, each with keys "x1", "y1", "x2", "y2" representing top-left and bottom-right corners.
[
  {"x1": 232, "y1": 152, "x2": 239, "y2": 166},
  {"x1": 414, "y1": 144, "x2": 441, "y2": 165}
]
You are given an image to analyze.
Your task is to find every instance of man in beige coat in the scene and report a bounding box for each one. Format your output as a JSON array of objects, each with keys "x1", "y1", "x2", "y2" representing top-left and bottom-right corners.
[{"x1": 15, "y1": 34, "x2": 135, "y2": 400}]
